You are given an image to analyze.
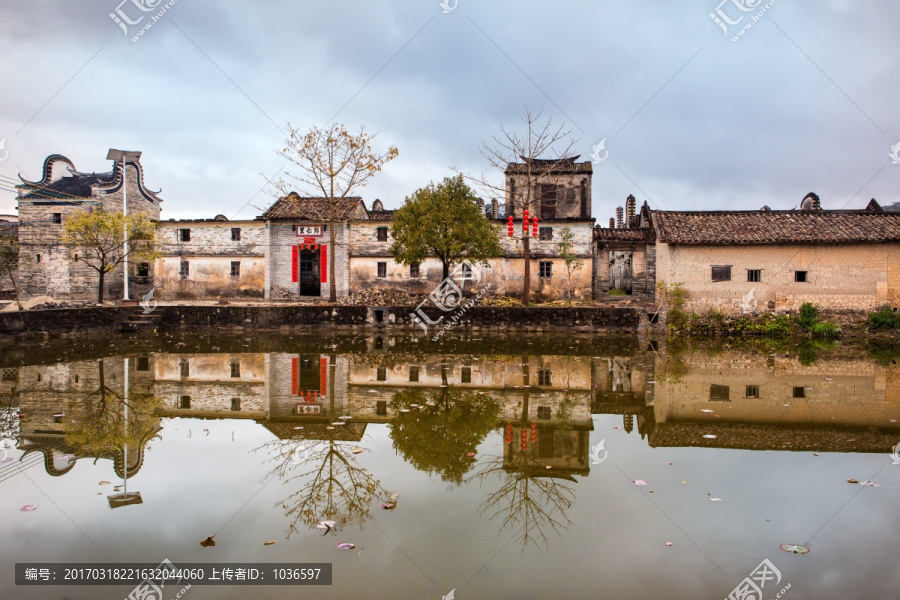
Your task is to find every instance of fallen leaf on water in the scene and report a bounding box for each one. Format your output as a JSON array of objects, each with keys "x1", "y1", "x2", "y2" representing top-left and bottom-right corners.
[
  {"x1": 847, "y1": 479, "x2": 859, "y2": 484},
  {"x1": 613, "y1": 426, "x2": 620, "y2": 430},
  {"x1": 546, "y1": 465, "x2": 552, "y2": 470},
  {"x1": 812, "y1": 453, "x2": 819, "y2": 457},
  {"x1": 326, "y1": 426, "x2": 335, "y2": 430},
  {"x1": 263, "y1": 540, "x2": 277, "y2": 545},
  {"x1": 331, "y1": 422, "x2": 346, "y2": 426},
  {"x1": 859, "y1": 481, "x2": 880, "y2": 487},
  {"x1": 633, "y1": 480, "x2": 649, "y2": 486},
  {"x1": 337, "y1": 543, "x2": 355, "y2": 550},
  {"x1": 99, "y1": 481, "x2": 110, "y2": 485},
  {"x1": 293, "y1": 426, "x2": 304, "y2": 430},
  {"x1": 351, "y1": 447, "x2": 364, "y2": 454},
  {"x1": 466, "y1": 452, "x2": 476, "y2": 459},
  {"x1": 20, "y1": 505, "x2": 38, "y2": 512},
  {"x1": 200, "y1": 535, "x2": 216, "y2": 547},
  {"x1": 779, "y1": 543, "x2": 810, "y2": 554},
  {"x1": 847, "y1": 439, "x2": 856, "y2": 442},
  {"x1": 666, "y1": 541, "x2": 673, "y2": 547},
  {"x1": 701, "y1": 409, "x2": 714, "y2": 413},
  {"x1": 710, "y1": 497, "x2": 723, "y2": 502},
  {"x1": 316, "y1": 521, "x2": 336, "y2": 530},
  {"x1": 682, "y1": 481, "x2": 688, "y2": 485},
  {"x1": 702, "y1": 435, "x2": 717, "y2": 439},
  {"x1": 648, "y1": 490, "x2": 654, "y2": 493},
  {"x1": 380, "y1": 503, "x2": 396, "y2": 510},
  {"x1": 667, "y1": 462, "x2": 673, "y2": 466}
]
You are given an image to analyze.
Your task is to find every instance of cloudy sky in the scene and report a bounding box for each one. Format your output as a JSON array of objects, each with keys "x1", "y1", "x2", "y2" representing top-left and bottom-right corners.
[{"x1": 0, "y1": 0, "x2": 898, "y2": 221}]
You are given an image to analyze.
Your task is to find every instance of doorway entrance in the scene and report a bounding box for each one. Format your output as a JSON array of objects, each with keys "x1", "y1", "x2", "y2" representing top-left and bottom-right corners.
[{"x1": 299, "y1": 249, "x2": 321, "y2": 296}]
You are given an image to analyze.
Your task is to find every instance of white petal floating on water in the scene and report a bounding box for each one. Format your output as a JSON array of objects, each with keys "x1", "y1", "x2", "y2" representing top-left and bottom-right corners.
[
  {"x1": 339, "y1": 416, "x2": 352, "y2": 420},
  {"x1": 666, "y1": 541, "x2": 673, "y2": 547},
  {"x1": 710, "y1": 497, "x2": 723, "y2": 502},
  {"x1": 337, "y1": 543, "x2": 355, "y2": 550},
  {"x1": 380, "y1": 503, "x2": 396, "y2": 510},
  {"x1": 633, "y1": 480, "x2": 649, "y2": 486},
  {"x1": 779, "y1": 543, "x2": 810, "y2": 554},
  {"x1": 331, "y1": 422, "x2": 346, "y2": 426},
  {"x1": 859, "y1": 481, "x2": 880, "y2": 487},
  {"x1": 20, "y1": 505, "x2": 38, "y2": 512},
  {"x1": 399, "y1": 409, "x2": 411, "y2": 413},
  {"x1": 294, "y1": 426, "x2": 304, "y2": 430},
  {"x1": 350, "y1": 447, "x2": 364, "y2": 454},
  {"x1": 701, "y1": 409, "x2": 714, "y2": 413},
  {"x1": 702, "y1": 435, "x2": 717, "y2": 439}
]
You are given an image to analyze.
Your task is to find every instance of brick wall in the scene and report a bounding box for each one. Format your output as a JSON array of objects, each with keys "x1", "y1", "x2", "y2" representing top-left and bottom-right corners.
[{"x1": 267, "y1": 223, "x2": 349, "y2": 298}]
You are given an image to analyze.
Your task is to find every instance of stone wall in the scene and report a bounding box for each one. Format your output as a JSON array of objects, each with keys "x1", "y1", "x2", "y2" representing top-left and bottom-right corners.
[
  {"x1": 655, "y1": 242, "x2": 900, "y2": 314},
  {"x1": 267, "y1": 222, "x2": 350, "y2": 299},
  {"x1": 155, "y1": 221, "x2": 266, "y2": 298}
]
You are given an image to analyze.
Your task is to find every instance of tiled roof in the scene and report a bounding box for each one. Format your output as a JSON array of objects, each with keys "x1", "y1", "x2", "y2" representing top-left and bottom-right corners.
[
  {"x1": 505, "y1": 156, "x2": 592, "y2": 175},
  {"x1": 595, "y1": 228, "x2": 652, "y2": 242},
  {"x1": 368, "y1": 210, "x2": 394, "y2": 222},
  {"x1": 260, "y1": 193, "x2": 365, "y2": 221},
  {"x1": 651, "y1": 210, "x2": 900, "y2": 245},
  {"x1": 21, "y1": 172, "x2": 115, "y2": 201}
]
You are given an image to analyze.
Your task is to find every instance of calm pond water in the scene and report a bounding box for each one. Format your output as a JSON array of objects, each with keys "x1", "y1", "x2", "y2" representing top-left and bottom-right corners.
[{"x1": 1, "y1": 331, "x2": 899, "y2": 600}]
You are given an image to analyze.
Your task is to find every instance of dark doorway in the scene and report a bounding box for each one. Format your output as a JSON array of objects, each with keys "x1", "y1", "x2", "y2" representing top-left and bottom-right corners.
[{"x1": 299, "y1": 249, "x2": 321, "y2": 296}]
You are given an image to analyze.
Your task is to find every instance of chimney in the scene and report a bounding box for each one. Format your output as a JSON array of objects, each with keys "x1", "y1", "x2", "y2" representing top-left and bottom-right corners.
[
  {"x1": 625, "y1": 195, "x2": 636, "y2": 228},
  {"x1": 616, "y1": 206, "x2": 624, "y2": 229}
]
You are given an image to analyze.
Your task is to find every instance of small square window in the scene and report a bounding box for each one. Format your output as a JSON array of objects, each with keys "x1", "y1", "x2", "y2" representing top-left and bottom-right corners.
[
  {"x1": 231, "y1": 398, "x2": 241, "y2": 411},
  {"x1": 745, "y1": 385, "x2": 759, "y2": 398},
  {"x1": 180, "y1": 261, "x2": 190, "y2": 279},
  {"x1": 179, "y1": 396, "x2": 191, "y2": 409},
  {"x1": 711, "y1": 266, "x2": 732, "y2": 282},
  {"x1": 409, "y1": 366, "x2": 419, "y2": 382},
  {"x1": 409, "y1": 262, "x2": 420, "y2": 278},
  {"x1": 539, "y1": 227, "x2": 553, "y2": 241},
  {"x1": 795, "y1": 271, "x2": 808, "y2": 283},
  {"x1": 376, "y1": 366, "x2": 387, "y2": 381},
  {"x1": 136, "y1": 357, "x2": 150, "y2": 372},
  {"x1": 231, "y1": 361, "x2": 240, "y2": 378},
  {"x1": 376, "y1": 401, "x2": 387, "y2": 416},
  {"x1": 377, "y1": 227, "x2": 388, "y2": 242},
  {"x1": 793, "y1": 386, "x2": 806, "y2": 398},
  {"x1": 35, "y1": 254, "x2": 41, "y2": 264},
  {"x1": 231, "y1": 228, "x2": 241, "y2": 241},
  {"x1": 180, "y1": 361, "x2": 189, "y2": 378},
  {"x1": 36, "y1": 373, "x2": 42, "y2": 382},
  {"x1": 137, "y1": 262, "x2": 150, "y2": 277},
  {"x1": 537, "y1": 406, "x2": 551, "y2": 420},
  {"x1": 377, "y1": 262, "x2": 387, "y2": 278},
  {"x1": 52, "y1": 213, "x2": 61, "y2": 224},
  {"x1": 539, "y1": 261, "x2": 552, "y2": 279},
  {"x1": 710, "y1": 384, "x2": 730, "y2": 401},
  {"x1": 231, "y1": 261, "x2": 241, "y2": 277},
  {"x1": 461, "y1": 366, "x2": 472, "y2": 384},
  {"x1": 538, "y1": 368, "x2": 552, "y2": 386},
  {"x1": 177, "y1": 228, "x2": 191, "y2": 242},
  {"x1": 747, "y1": 270, "x2": 761, "y2": 282}
]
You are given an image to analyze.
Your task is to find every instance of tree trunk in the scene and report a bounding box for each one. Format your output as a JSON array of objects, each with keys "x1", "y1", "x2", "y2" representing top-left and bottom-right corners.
[
  {"x1": 522, "y1": 236, "x2": 531, "y2": 305},
  {"x1": 97, "y1": 267, "x2": 105, "y2": 303},
  {"x1": 442, "y1": 260, "x2": 450, "y2": 281},
  {"x1": 328, "y1": 218, "x2": 336, "y2": 302},
  {"x1": 8, "y1": 271, "x2": 22, "y2": 311}
]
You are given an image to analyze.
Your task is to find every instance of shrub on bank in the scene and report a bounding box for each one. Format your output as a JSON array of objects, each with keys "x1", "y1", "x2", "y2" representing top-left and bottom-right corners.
[{"x1": 868, "y1": 305, "x2": 900, "y2": 330}]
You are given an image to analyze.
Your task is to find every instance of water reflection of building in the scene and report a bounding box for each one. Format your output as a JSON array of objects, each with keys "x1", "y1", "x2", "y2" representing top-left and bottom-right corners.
[
  {"x1": 13, "y1": 359, "x2": 159, "y2": 477},
  {"x1": 649, "y1": 351, "x2": 900, "y2": 451},
  {"x1": 153, "y1": 353, "x2": 267, "y2": 418}
]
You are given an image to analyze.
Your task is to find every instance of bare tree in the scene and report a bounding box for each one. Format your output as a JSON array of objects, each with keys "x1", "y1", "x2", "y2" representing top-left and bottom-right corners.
[
  {"x1": 471, "y1": 109, "x2": 578, "y2": 304},
  {"x1": 266, "y1": 124, "x2": 398, "y2": 301}
]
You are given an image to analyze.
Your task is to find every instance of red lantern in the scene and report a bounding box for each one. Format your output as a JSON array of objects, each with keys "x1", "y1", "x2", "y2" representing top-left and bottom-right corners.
[
  {"x1": 523, "y1": 209, "x2": 529, "y2": 221},
  {"x1": 507, "y1": 215, "x2": 514, "y2": 237}
]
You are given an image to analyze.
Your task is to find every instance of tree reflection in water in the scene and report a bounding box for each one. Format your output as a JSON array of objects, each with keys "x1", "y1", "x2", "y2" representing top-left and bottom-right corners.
[{"x1": 389, "y1": 386, "x2": 500, "y2": 484}]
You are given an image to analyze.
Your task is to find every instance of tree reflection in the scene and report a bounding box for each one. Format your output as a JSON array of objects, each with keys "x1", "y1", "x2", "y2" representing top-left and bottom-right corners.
[
  {"x1": 465, "y1": 356, "x2": 577, "y2": 549},
  {"x1": 389, "y1": 386, "x2": 500, "y2": 484},
  {"x1": 64, "y1": 359, "x2": 162, "y2": 454},
  {"x1": 262, "y1": 434, "x2": 388, "y2": 538}
]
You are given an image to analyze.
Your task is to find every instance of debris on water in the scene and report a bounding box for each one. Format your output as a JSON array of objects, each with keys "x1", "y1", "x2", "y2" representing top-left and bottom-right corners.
[
  {"x1": 702, "y1": 434, "x2": 717, "y2": 439},
  {"x1": 99, "y1": 481, "x2": 110, "y2": 485},
  {"x1": 316, "y1": 521, "x2": 336, "y2": 531},
  {"x1": 545, "y1": 465, "x2": 552, "y2": 470},
  {"x1": 332, "y1": 422, "x2": 346, "y2": 426},
  {"x1": 380, "y1": 503, "x2": 396, "y2": 510},
  {"x1": 337, "y1": 543, "x2": 355, "y2": 550},
  {"x1": 779, "y1": 543, "x2": 810, "y2": 554},
  {"x1": 701, "y1": 409, "x2": 714, "y2": 413},
  {"x1": 326, "y1": 426, "x2": 335, "y2": 430},
  {"x1": 633, "y1": 480, "x2": 649, "y2": 486},
  {"x1": 294, "y1": 426, "x2": 304, "y2": 430},
  {"x1": 847, "y1": 479, "x2": 859, "y2": 484},
  {"x1": 263, "y1": 540, "x2": 277, "y2": 545},
  {"x1": 859, "y1": 481, "x2": 880, "y2": 487},
  {"x1": 339, "y1": 416, "x2": 352, "y2": 420},
  {"x1": 666, "y1": 462, "x2": 673, "y2": 465},
  {"x1": 388, "y1": 493, "x2": 399, "y2": 501},
  {"x1": 200, "y1": 535, "x2": 216, "y2": 547},
  {"x1": 399, "y1": 409, "x2": 410, "y2": 413},
  {"x1": 812, "y1": 453, "x2": 819, "y2": 456},
  {"x1": 351, "y1": 447, "x2": 364, "y2": 454},
  {"x1": 613, "y1": 426, "x2": 620, "y2": 430},
  {"x1": 710, "y1": 497, "x2": 723, "y2": 502},
  {"x1": 20, "y1": 505, "x2": 38, "y2": 512},
  {"x1": 682, "y1": 481, "x2": 688, "y2": 485},
  {"x1": 467, "y1": 452, "x2": 476, "y2": 459},
  {"x1": 666, "y1": 541, "x2": 672, "y2": 547}
]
